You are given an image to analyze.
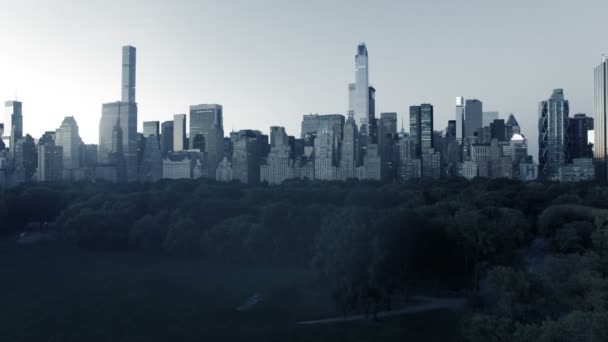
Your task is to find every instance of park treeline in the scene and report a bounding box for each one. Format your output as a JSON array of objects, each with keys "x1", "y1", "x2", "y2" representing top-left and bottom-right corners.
[{"x1": 1, "y1": 178, "x2": 608, "y2": 340}]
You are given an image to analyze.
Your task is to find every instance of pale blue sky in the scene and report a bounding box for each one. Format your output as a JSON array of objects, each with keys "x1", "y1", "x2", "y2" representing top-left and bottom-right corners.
[{"x1": 1, "y1": 0, "x2": 607, "y2": 158}]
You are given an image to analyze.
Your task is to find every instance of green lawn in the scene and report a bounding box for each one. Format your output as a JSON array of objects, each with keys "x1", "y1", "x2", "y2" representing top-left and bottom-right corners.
[{"x1": 0, "y1": 240, "x2": 463, "y2": 341}]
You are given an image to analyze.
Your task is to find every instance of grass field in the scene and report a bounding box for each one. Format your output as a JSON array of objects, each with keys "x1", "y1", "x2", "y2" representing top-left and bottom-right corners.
[{"x1": 0, "y1": 240, "x2": 463, "y2": 341}]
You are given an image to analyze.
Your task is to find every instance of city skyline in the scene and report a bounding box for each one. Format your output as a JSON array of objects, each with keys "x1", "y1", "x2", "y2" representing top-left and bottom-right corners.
[{"x1": 2, "y1": 0, "x2": 608, "y2": 159}]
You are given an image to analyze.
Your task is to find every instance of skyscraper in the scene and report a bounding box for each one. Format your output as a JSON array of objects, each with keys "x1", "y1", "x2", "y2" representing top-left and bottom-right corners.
[
  {"x1": 12, "y1": 134, "x2": 36, "y2": 184},
  {"x1": 55, "y1": 116, "x2": 81, "y2": 180},
  {"x1": 4, "y1": 101, "x2": 23, "y2": 152},
  {"x1": 348, "y1": 43, "x2": 370, "y2": 125},
  {"x1": 455, "y1": 97, "x2": 465, "y2": 143},
  {"x1": 567, "y1": 114, "x2": 593, "y2": 161},
  {"x1": 160, "y1": 120, "x2": 174, "y2": 158},
  {"x1": 410, "y1": 104, "x2": 434, "y2": 158},
  {"x1": 189, "y1": 104, "x2": 224, "y2": 178},
  {"x1": 464, "y1": 99, "x2": 483, "y2": 139},
  {"x1": 420, "y1": 104, "x2": 434, "y2": 155},
  {"x1": 99, "y1": 46, "x2": 138, "y2": 182},
  {"x1": 409, "y1": 106, "x2": 421, "y2": 158},
  {"x1": 121, "y1": 46, "x2": 136, "y2": 103},
  {"x1": 594, "y1": 56, "x2": 608, "y2": 180},
  {"x1": 340, "y1": 113, "x2": 358, "y2": 180},
  {"x1": 173, "y1": 114, "x2": 187, "y2": 152},
  {"x1": 143, "y1": 121, "x2": 160, "y2": 138},
  {"x1": 37, "y1": 132, "x2": 63, "y2": 182},
  {"x1": 539, "y1": 89, "x2": 569, "y2": 180}
]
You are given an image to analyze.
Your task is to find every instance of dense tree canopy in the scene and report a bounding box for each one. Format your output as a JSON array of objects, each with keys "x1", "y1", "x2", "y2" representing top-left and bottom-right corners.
[{"x1": 2, "y1": 178, "x2": 608, "y2": 336}]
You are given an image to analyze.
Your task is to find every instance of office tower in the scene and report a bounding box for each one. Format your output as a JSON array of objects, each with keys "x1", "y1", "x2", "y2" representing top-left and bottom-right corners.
[
  {"x1": 539, "y1": 89, "x2": 569, "y2": 180},
  {"x1": 173, "y1": 114, "x2": 187, "y2": 152},
  {"x1": 106, "y1": 118, "x2": 126, "y2": 182},
  {"x1": 455, "y1": 97, "x2": 465, "y2": 143},
  {"x1": 4, "y1": 101, "x2": 23, "y2": 152},
  {"x1": 420, "y1": 104, "x2": 434, "y2": 155},
  {"x1": 99, "y1": 46, "x2": 138, "y2": 182},
  {"x1": 314, "y1": 130, "x2": 338, "y2": 181},
  {"x1": 340, "y1": 113, "x2": 358, "y2": 180},
  {"x1": 490, "y1": 119, "x2": 507, "y2": 142},
  {"x1": 595, "y1": 56, "x2": 608, "y2": 180},
  {"x1": 483, "y1": 111, "x2": 499, "y2": 127},
  {"x1": 506, "y1": 113, "x2": 521, "y2": 139},
  {"x1": 189, "y1": 104, "x2": 223, "y2": 141},
  {"x1": 12, "y1": 135, "x2": 36, "y2": 184},
  {"x1": 55, "y1": 116, "x2": 81, "y2": 180},
  {"x1": 189, "y1": 104, "x2": 224, "y2": 178},
  {"x1": 160, "y1": 121, "x2": 174, "y2": 158},
  {"x1": 37, "y1": 132, "x2": 63, "y2": 182},
  {"x1": 567, "y1": 114, "x2": 593, "y2": 161},
  {"x1": 410, "y1": 104, "x2": 434, "y2": 158},
  {"x1": 366, "y1": 86, "x2": 378, "y2": 144},
  {"x1": 378, "y1": 112, "x2": 397, "y2": 181},
  {"x1": 409, "y1": 106, "x2": 421, "y2": 158},
  {"x1": 464, "y1": 99, "x2": 483, "y2": 139},
  {"x1": 143, "y1": 121, "x2": 160, "y2": 138},
  {"x1": 397, "y1": 133, "x2": 421, "y2": 180},
  {"x1": 122, "y1": 46, "x2": 136, "y2": 103},
  {"x1": 348, "y1": 43, "x2": 370, "y2": 125}
]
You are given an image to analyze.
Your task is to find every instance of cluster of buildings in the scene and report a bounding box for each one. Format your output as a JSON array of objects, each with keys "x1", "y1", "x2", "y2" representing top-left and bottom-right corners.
[{"x1": 0, "y1": 45, "x2": 606, "y2": 187}]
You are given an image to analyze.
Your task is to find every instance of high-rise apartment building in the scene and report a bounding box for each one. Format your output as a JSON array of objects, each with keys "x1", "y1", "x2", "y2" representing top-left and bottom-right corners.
[
  {"x1": 37, "y1": 132, "x2": 63, "y2": 182},
  {"x1": 348, "y1": 43, "x2": 370, "y2": 125}
]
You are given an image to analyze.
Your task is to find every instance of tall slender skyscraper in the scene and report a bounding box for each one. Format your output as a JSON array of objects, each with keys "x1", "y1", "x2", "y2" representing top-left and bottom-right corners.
[
  {"x1": 348, "y1": 43, "x2": 370, "y2": 125},
  {"x1": 121, "y1": 46, "x2": 136, "y2": 103},
  {"x1": 595, "y1": 56, "x2": 608, "y2": 180},
  {"x1": 4, "y1": 101, "x2": 23, "y2": 152},
  {"x1": 409, "y1": 106, "x2": 421, "y2": 158},
  {"x1": 539, "y1": 89, "x2": 569, "y2": 180},
  {"x1": 420, "y1": 104, "x2": 434, "y2": 155},
  {"x1": 173, "y1": 114, "x2": 187, "y2": 152},
  {"x1": 99, "y1": 46, "x2": 138, "y2": 182},
  {"x1": 455, "y1": 97, "x2": 465, "y2": 143}
]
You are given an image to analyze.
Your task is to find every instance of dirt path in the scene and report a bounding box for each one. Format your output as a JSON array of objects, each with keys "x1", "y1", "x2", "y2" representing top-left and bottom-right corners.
[{"x1": 296, "y1": 296, "x2": 467, "y2": 325}]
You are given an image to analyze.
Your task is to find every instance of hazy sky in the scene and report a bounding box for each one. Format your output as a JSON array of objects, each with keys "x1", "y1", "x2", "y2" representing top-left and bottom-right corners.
[{"x1": 1, "y1": 0, "x2": 607, "y2": 158}]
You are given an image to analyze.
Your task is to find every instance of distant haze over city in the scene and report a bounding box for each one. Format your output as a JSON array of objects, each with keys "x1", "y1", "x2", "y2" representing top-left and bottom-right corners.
[{"x1": 2, "y1": 0, "x2": 608, "y2": 159}]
